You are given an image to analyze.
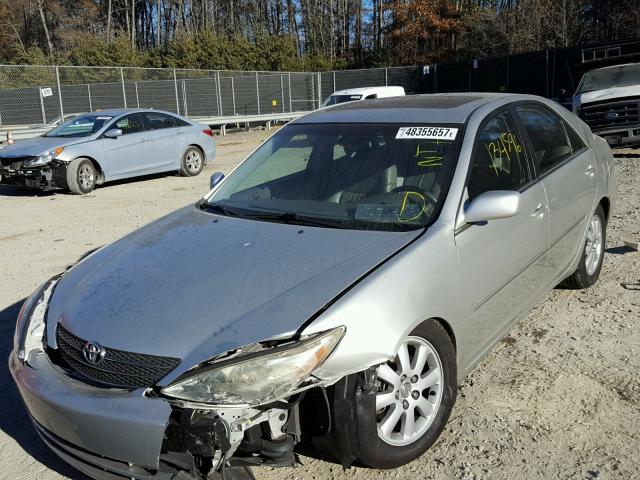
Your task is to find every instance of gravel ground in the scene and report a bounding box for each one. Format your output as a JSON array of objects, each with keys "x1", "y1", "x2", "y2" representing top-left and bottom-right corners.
[{"x1": 0, "y1": 134, "x2": 638, "y2": 480}]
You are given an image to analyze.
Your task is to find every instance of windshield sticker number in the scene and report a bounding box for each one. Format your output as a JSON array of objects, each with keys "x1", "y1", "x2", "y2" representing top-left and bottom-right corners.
[{"x1": 396, "y1": 127, "x2": 458, "y2": 140}]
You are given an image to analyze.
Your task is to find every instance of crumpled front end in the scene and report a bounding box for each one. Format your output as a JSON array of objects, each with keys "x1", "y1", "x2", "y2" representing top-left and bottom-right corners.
[
  {"x1": 11, "y1": 343, "x2": 311, "y2": 480},
  {"x1": 11, "y1": 311, "x2": 347, "y2": 480},
  {"x1": 0, "y1": 157, "x2": 68, "y2": 190}
]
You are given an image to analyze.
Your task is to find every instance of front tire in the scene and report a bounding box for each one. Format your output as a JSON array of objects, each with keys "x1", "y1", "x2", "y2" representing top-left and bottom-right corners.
[
  {"x1": 180, "y1": 146, "x2": 204, "y2": 177},
  {"x1": 561, "y1": 204, "x2": 606, "y2": 289},
  {"x1": 357, "y1": 320, "x2": 457, "y2": 468},
  {"x1": 66, "y1": 158, "x2": 96, "y2": 194}
]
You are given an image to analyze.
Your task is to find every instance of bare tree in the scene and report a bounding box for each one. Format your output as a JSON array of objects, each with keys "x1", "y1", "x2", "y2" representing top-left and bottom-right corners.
[{"x1": 36, "y1": 0, "x2": 53, "y2": 57}]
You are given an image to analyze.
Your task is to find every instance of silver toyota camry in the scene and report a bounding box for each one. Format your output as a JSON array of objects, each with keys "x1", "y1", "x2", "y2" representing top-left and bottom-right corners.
[
  {"x1": 10, "y1": 93, "x2": 616, "y2": 479},
  {"x1": 0, "y1": 108, "x2": 215, "y2": 194}
]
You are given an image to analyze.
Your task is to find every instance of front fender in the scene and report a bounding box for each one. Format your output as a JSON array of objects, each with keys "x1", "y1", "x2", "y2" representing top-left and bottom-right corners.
[{"x1": 303, "y1": 221, "x2": 467, "y2": 384}]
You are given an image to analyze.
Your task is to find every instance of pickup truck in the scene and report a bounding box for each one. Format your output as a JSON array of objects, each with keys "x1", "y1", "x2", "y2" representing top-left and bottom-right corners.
[{"x1": 573, "y1": 63, "x2": 640, "y2": 147}]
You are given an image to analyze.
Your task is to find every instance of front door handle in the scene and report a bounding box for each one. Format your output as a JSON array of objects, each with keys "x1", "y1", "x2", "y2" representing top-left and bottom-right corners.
[
  {"x1": 531, "y1": 202, "x2": 545, "y2": 217},
  {"x1": 140, "y1": 138, "x2": 150, "y2": 143},
  {"x1": 585, "y1": 165, "x2": 595, "y2": 176},
  {"x1": 177, "y1": 130, "x2": 184, "y2": 135}
]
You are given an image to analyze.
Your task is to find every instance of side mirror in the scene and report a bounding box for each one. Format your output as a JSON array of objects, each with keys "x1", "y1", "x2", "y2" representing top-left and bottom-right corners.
[
  {"x1": 209, "y1": 172, "x2": 225, "y2": 190},
  {"x1": 104, "y1": 128, "x2": 123, "y2": 139},
  {"x1": 465, "y1": 190, "x2": 520, "y2": 224}
]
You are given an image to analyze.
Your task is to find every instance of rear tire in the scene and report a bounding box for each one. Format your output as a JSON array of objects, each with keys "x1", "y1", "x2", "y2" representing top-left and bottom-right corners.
[
  {"x1": 561, "y1": 204, "x2": 606, "y2": 289},
  {"x1": 180, "y1": 146, "x2": 204, "y2": 177},
  {"x1": 66, "y1": 158, "x2": 96, "y2": 194},
  {"x1": 356, "y1": 320, "x2": 457, "y2": 469}
]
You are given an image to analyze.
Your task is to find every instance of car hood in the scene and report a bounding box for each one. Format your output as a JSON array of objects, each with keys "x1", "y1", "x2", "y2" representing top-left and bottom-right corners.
[
  {"x1": 46, "y1": 205, "x2": 420, "y2": 384},
  {"x1": 0, "y1": 135, "x2": 90, "y2": 158},
  {"x1": 576, "y1": 84, "x2": 640, "y2": 108}
]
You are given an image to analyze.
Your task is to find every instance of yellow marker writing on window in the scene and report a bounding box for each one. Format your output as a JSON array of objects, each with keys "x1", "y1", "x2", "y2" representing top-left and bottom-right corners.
[
  {"x1": 398, "y1": 191, "x2": 426, "y2": 222},
  {"x1": 414, "y1": 144, "x2": 443, "y2": 167}
]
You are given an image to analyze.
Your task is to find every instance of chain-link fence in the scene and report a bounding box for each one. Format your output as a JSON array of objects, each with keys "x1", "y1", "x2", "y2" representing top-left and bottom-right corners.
[{"x1": 0, "y1": 65, "x2": 430, "y2": 127}]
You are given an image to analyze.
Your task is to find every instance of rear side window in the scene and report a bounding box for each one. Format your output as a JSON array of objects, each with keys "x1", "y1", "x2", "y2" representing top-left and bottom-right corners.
[
  {"x1": 143, "y1": 112, "x2": 177, "y2": 130},
  {"x1": 468, "y1": 111, "x2": 529, "y2": 200},
  {"x1": 516, "y1": 105, "x2": 573, "y2": 173},
  {"x1": 114, "y1": 114, "x2": 143, "y2": 135},
  {"x1": 566, "y1": 124, "x2": 586, "y2": 152}
]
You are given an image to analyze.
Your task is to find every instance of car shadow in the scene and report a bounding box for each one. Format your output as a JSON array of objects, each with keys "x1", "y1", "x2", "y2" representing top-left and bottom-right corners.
[
  {"x1": 0, "y1": 184, "x2": 57, "y2": 197},
  {"x1": 0, "y1": 171, "x2": 180, "y2": 197},
  {"x1": 0, "y1": 299, "x2": 89, "y2": 479},
  {"x1": 605, "y1": 245, "x2": 636, "y2": 255}
]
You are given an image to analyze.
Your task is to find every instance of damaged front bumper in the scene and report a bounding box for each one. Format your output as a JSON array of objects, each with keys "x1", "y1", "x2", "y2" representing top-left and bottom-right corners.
[
  {"x1": 0, "y1": 160, "x2": 67, "y2": 190},
  {"x1": 10, "y1": 350, "x2": 301, "y2": 480}
]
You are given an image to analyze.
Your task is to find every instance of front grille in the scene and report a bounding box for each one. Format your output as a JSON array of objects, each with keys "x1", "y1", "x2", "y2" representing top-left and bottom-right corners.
[
  {"x1": 0, "y1": 156, "x2": 35, "y2": 170},
  {"x1": 54, "y1": 323, "x2": 180, "y2": 389},
  {"x1": 579, "y1": 97, "x2": 640, "y2": 131}
]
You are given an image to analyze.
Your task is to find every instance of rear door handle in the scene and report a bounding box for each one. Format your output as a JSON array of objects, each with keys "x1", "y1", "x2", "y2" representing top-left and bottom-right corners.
[
  {"x1": 585, "y1": 165, "x2": 595, "y2": 176},
  {"x1": 177, "y1": 130, "x2": 184, "y2": 135},
  {"x1": 531, "y1": 202, "x2": 545, "y2": 217},
  {"x1": 140, "y1": 138, "x2": 150, "y2": 143}
]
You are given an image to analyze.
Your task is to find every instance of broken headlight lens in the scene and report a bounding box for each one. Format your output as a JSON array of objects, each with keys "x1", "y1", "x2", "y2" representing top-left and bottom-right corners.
[
  {"x1": 162, "y1": 326, "x2": 345, "y2": 406},
  {"x1": 14, "y1": 275, "x2": 60, "y2": 364},
  {"x1": 24, "y1": 147, "x2": 64, "y2": 168}
]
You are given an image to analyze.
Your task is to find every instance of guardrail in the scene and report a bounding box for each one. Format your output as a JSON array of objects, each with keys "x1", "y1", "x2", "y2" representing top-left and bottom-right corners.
[{"x1": 0, "y1": 110, "x2": 312, "y2": 143}]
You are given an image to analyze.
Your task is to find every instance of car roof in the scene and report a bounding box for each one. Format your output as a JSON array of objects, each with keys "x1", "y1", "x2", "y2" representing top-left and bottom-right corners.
[
  {"x1": 295, "y1": 93, "x2": 518, "y2": 124},
  {"x1": 330, "y1": 86, "x2": 404, "y2": 95},
  {"x1": 589, "y1": 62, "x2": 639, "y2": 72},
  {"x1": 79, "y1": 108, "x2": 181, "y2": 117}
]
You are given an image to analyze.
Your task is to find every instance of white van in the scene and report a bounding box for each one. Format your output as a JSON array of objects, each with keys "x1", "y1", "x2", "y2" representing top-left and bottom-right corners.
[{"x1": 322, "y1": 86, "x2": 405, "y2": 107}]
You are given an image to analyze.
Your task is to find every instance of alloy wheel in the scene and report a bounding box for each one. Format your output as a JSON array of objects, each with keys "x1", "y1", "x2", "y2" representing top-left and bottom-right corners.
[
  {"x1": 185, "y1": 150, "x2": 202, "y2": 173},
  {"x1": 375, "y1": 336, "x2": 444, "y2": 446},
  {"x1": 585, "y1": 213, "x2": 603, "y2": 276},
  {"x1": 78, "y1": 164, "x2": 95, "y2": 190}
]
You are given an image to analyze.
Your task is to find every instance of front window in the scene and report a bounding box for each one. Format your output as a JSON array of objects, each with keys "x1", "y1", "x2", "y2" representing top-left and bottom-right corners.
[
  {"x1": 323, "y1": 94, "x2": 362, "y2": 107},
  {"x1": 468, "y1": 111, "x2": 529, "y2": 200},
  {"x1": 577, "y1": 64, "x2": 640, "y2": 93},
  {"x1": 45, "y1": 114, "x2": 113, "y2": 138},
  {"x1": 206, "y1": 123, "x2": 462, "y2": 231}
]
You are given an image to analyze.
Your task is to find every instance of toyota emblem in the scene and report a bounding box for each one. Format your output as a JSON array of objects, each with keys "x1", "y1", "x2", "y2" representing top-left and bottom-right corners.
[{"x1": 83, "y1": 341, "x2": 106, "y2": 365}]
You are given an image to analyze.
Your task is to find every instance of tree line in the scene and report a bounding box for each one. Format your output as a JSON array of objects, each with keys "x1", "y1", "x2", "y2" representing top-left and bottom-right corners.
[{"x1": 0, "y1": 0, "x2": 638, "y2": 70}]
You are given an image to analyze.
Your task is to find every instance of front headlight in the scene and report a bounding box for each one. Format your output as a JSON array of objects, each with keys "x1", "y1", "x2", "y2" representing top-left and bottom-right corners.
[
  {"x1": 14, "y1": 276, "x2": 60, "y2": 364},
  {"x1": 23, "y1": 146, "x2": 64, "y2": 168},
  {"x1": 162, "y1": 326, "x2": 345, "y2": 406}
]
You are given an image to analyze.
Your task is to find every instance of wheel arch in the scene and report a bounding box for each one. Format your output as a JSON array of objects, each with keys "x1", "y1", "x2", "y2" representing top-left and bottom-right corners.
[
  {"x1": 186, "y1": 143, "x2": 206, "y2": 163},
  {"x1": 428, "y1": 317, "x2": 457, "y2": 353},
  {"x1": 598, "y1": 196, "x2": 610, "y2": 222},
  {"x1": 71, "y1": 155, "x2": 105, "y2": 184}
]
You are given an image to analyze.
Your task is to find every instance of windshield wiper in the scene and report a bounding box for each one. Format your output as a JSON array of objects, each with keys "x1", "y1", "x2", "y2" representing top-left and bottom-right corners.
[
  {"x1": 200, "y1": 202, "x2": 354, "y2": 229},
  {"x1": 240, "y1": 211, "x2": 356, "y2": 229},
  {"x1": 199, "y1": 201, "x2": 247, "y2": 217}
]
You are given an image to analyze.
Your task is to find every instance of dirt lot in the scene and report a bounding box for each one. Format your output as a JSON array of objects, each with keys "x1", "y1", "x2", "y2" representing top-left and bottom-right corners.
[{"x1": 0, "y1": 132, "x2": 638, "y2": 480}]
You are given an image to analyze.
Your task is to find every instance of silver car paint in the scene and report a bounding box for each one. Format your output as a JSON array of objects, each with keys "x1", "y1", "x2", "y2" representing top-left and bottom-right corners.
[
  {"x1": 305, "y1": 94, "x2": 615, "y2": 384},
  {"x1": 45, "y1": 205, "x2": 421, "y2": 385},
  {"x1": 1, "y1": 108, "x2": 215, "y2": 183},
  {"x1": 9, "y1": 93, "x2": 616, "y2": 475},
  {"x1": 10, "y1": 352, "x2": 171, "y2": 468}
]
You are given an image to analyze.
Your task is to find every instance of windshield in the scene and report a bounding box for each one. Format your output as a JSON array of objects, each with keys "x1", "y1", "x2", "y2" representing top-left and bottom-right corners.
[
  {"x1": 577, "y1": 64, "x2": 640, "y2": 93},
  {"x1": 206, "y1": 123, "x2": 462, "y2": 232},
  {"x1": 323, "y1": 94, "x2": 363, "y2": 107},
  {"x1": 45, "y1": 114, "x2": 113, "y2": 137}
]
